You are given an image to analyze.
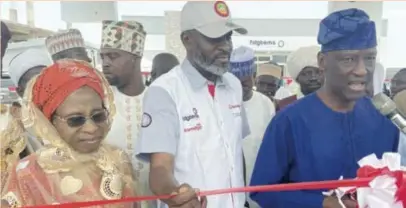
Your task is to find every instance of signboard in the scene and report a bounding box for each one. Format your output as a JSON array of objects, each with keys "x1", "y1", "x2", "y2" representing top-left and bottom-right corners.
[
  {"x1": 61, "y1": 2, "x2": 118, "y2": 23},
  {"x1": 233, "y1": 36, "x2": 318, "y2": 51},
  {"x1": 249, "y1": 39, "x2": 285, "y2": 48}
]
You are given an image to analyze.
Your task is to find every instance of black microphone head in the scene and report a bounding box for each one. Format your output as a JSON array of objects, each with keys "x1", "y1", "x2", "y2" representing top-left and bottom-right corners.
[{"x1": 372, "y1": 93, "x2": 397, "y2": 116}]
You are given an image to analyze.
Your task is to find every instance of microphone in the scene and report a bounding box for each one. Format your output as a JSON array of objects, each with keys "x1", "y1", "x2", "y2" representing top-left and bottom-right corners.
[{"x1": 372, "y1": 93, "x2": 406, "y2": 134}]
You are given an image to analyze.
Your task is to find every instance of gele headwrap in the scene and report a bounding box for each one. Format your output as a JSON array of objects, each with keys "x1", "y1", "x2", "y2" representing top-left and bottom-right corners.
[
  {"x1": 318, "y1": 8, "x2": 377, "y2": 52},
  {"x1": 32, "y1": 59, "x2": 104, "y2": 120}
]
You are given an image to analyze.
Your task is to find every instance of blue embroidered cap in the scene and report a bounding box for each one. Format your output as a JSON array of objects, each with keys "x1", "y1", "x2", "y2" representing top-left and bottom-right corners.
[
  {"x1": 318, "y1": 8, "x2": 377, "y2": 52},
  {"x1": 229, "y1": 46, "x2": 256, "y2": 78}
]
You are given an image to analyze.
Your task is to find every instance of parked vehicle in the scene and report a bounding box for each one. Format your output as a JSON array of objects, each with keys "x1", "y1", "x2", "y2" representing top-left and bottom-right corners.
[{"x1": 0, "y1": 78, "x2": 18, "y2": 104}]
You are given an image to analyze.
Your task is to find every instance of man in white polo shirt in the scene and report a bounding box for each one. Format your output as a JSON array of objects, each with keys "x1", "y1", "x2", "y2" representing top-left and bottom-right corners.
[{"x1": 136, "y1": 1, "x2": 249, "y2": 208}]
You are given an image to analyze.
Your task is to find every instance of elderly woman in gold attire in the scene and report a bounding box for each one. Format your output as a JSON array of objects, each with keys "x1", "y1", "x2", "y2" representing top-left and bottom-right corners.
[{"x1": 1, "y1": 60, "x2": 139, "y2": 207}]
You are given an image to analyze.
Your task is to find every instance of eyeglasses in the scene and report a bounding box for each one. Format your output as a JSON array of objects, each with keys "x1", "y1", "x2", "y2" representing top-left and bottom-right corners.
[{"x1": 54, "y1": 110, "x2": 109, "y2": 128}]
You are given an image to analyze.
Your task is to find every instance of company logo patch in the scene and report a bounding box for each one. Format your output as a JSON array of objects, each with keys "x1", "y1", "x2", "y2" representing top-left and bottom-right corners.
[
  {"x1": 141, "y1": 113, "x2": 152, "y2": 127},
  {"x1": 182, "y1": 108, "x2": 200, "y2": 122},
  {"x1": 214, "y1": 1, "x2": 229, "y2": 17}
]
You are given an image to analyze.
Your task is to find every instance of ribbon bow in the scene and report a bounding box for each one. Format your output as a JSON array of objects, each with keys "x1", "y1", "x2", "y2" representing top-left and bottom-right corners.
[
  {"x1": 395, "y1": 172, "x2": 406, "y2": 207},
  {"x1": 324, "y1": 153, "x2": 405, "y2": 208},
  {"x1": 356, "y1": 153, "x2": 405, "y2": 208}
]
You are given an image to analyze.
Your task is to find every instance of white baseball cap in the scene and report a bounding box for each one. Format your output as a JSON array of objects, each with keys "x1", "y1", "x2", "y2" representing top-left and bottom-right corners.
[{"x1": 181, "y1": 1, "x2": 247, "y2": 38}]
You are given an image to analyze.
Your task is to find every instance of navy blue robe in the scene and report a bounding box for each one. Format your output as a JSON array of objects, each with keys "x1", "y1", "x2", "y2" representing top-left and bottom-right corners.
[{"x1": 250, "y1": 93, "x2": 399, "y2": 208}]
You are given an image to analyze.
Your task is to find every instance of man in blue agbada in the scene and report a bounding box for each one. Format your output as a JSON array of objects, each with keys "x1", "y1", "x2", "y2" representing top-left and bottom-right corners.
[{"x1": 250, "y1": 8, "x2": 400, "y2": 208}]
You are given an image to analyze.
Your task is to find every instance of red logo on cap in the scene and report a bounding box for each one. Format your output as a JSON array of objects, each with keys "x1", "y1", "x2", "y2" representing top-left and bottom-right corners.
[{"x1": 214, "y1": 1, "x2": 229, "y2": 17}]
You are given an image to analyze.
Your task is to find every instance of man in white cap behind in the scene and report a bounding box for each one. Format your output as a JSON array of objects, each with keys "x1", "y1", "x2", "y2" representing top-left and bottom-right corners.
[
  {"x1": 7, "y1": 48, "x2": 52, "y2": 153},
  {"x1": 278, "y1": 46, "x2": 323, "y2": 111},
  {"x1": 99, "y1": 20, "x2": 153, "y2": 208},
  {"x1": 8, "y1": 50, "x2": 51, "y2": 98},
  {"x1": 255, "y1": 62, "x2": 284, "y2": 101},
  {"x1": 1, "y1": 48, "x2": 52, "y2": 191},
  {"x1": 136, "y1": 1, "x2": 249, "y2": 208},
  {"x1": 45, "y1": 29, "x2": 91, "y2": 63},
  {"x1": 229, "y1": 46, "x2": 275, "y2": 208}
]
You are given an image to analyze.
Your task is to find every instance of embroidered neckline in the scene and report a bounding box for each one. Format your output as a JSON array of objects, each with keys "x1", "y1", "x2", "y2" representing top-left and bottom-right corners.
[{"x1": 115, "y1": 88, "x2": 145, "y2": 180}]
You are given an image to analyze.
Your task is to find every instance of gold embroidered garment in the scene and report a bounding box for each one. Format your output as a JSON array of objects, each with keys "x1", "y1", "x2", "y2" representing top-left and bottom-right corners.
[
  {"x1": 1, "y1": 60, "x2": 138, "y2": 207},
  {"x1": 0, "y1": 115, "x2": 27, "y2": 193}
]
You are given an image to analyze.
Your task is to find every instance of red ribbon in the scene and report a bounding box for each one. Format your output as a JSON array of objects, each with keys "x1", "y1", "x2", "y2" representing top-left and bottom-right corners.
[
  {"x1": 20, "y1": 167, "x2": 406, "y2": 208},
  {"x1": 357, "y1": 166, "x2": 387, "y2": 177},
  {"x1": 25, "y1": 178, "x2": 372, "y2": 208}
]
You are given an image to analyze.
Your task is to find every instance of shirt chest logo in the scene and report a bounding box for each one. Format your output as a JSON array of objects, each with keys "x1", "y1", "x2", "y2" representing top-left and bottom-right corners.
[
  {"x1": 182, "y1": 108, "x2": 202, "y2": 132},
  {"x1": 184, "y1": 123, "x2": 202, "y2": 133},
  {"x1": 182, "y1": 108, "x2": 199, "y2": 121},
  {"x1": 229, "y1": 104, "x2": 241, "y2": 117},
  {"x1": 141, "y1": 113, "x2": 152, "y2": 127}
]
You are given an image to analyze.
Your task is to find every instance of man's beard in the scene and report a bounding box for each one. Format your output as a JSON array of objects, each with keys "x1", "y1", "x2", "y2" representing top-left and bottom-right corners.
[{"x1": 192, "y1": 50, "x2": 228, "y2": 76}]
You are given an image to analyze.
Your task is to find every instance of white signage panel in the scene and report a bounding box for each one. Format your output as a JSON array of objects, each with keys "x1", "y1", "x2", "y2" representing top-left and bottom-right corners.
[
  {"x1": 232, "y1": 36, "x2": 318, "y2": 52},
  {"x1": 386, "y1": 11, "x2": 406, "y2": 68},
  {"x1": 61, "y1": 1, "x2": 118, "y2": 23}
]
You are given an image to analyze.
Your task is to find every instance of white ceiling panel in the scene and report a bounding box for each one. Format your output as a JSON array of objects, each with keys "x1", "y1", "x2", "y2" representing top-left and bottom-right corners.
[{"x1": 61, "y1": 1, "x2": 118, "y2": 23}]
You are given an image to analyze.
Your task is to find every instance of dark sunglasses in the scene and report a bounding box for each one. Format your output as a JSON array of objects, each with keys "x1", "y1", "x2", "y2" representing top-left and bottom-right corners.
[{"x1": 55, "y1": 110, "x2": 109, "y2": 128}]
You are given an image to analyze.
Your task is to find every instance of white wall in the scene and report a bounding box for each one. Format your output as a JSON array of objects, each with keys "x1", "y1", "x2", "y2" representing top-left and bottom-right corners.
[{"x1": 386, "y1": 11, "x2": 406, "y2": 68}]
